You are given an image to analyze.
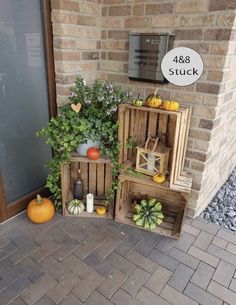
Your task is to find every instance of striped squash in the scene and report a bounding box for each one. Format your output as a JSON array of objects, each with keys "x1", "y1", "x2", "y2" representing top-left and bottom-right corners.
[{"x1": 68, "y1": 199, "x2": 84, "y2": 215}]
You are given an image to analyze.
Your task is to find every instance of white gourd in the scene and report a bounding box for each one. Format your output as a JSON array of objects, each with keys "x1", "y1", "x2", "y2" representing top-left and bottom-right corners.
[{"x1": 68, "y1": 199, "x2": 84, "y2": 215}]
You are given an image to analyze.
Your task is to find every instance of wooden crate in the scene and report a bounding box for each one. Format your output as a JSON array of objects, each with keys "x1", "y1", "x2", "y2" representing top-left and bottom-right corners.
[
  {"x1": 118, "y1": 103, "x2": 192, "y2": 192},
  {"x1": 115, "y1": 174, "x2": 188, "y2": 238},
  {"x1": 61, "y1": 153, "x2": 114, "y2": 218}
]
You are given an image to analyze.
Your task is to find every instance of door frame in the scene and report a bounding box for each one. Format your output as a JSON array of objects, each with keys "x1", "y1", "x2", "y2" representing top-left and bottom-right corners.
[{"x1": 0, "y1": 0, "x2": 57, "y2": 222}]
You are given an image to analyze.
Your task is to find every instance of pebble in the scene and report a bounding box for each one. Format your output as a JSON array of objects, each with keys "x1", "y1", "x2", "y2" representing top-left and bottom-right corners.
[{"x1": 201, "y1": 168, "x2": 236, "y2": 232}]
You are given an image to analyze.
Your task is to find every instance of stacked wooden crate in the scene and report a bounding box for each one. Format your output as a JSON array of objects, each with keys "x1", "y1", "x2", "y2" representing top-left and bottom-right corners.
[
  {"x1": 115, "y1": 103, "x2": 192, "y2": 238},
  {"x1": 61, "y1": 153, "x2": 113, "y2": 218}
]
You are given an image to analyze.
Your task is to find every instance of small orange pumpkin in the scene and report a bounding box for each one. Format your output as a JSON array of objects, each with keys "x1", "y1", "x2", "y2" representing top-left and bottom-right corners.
[
  {"x1": 96, "y1": 206, "x2": 106, "y2": 216},
  {"x1": 27, "y1": 194, "x2": 55, "y2": 224}
]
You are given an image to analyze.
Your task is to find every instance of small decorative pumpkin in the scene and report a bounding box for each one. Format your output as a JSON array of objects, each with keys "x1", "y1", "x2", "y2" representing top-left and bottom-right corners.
[
  {"x1": 87, "y1": 147, "x2": 100, "y2": 160},
  {"x1": 132, "y1": 99, "x2": 144, "y2": 107},
  {"x1": 27, "y1": 194, "x2": 55, "y2": 224},
  {"x1": 145, "y1": 89, "x2": 162, "y2": 108},
  {"x1": 68, "y1": 199, "x2": 84, "y2": 215},
  {"x1": 96, "y1": 206, "x2": 106, "y2": 216},
  {"x1": 153, "y1": 174, "x2": 166, "y2": 184},
  {"x1": 132, "y1": 93, "x2": 144, "y2": 107},
  {"x1": 162, "y1": 100, "x2": 179, "y2": 111}
]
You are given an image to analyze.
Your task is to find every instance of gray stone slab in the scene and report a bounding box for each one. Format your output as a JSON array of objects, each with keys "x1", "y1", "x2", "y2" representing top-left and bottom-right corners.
[
  {"x1": 0, "y1": 259, "x2": 23, "y2": 284},
  {"x1": 121, "y1": 267, "x2": 150, "y2": 297},
  {"x1": 207, "y1": 244, "x2": 236, "y2": 266},
  {"x1": 193, "y1": 231, "x2": 214, "y2": 251},
  {"x1": 85, "y1": 252, "x2": 114, "y2": 277},
  {"x1": 58, "y1": 294, "x2": 83, "y2": 305},
  {"x1": 127, "y1": 250, "x2": 158, "y2": 273},
  {"x1": 155, "y1": 236, "x2": 176, "y2": 252},
  {"x1": 0, "y1": 242, "x2": 18, "y2": 261},
  {"x1": 0, "y1": 275, "x2": 31, "y2": 305},
  {"x1": 34, "y1": 295, "x2": 55, "y2": 305},
  {"x1": 207, "y1": 280, "x2": 236, "y2": 305},
  {"x1": 72, "y1": 271, "x2": 104, "y2": 302},
  {"x1": 168, "y1": 263, "x2": 194, "y2": 292},
  {"x1": 73, "y1": 236, "x2": 103, "y2": 260},
  {"x1": 190, "y1": 261, "x2": 215, "y2": 290},
  {"x1": 18, "y1": 257, "x2": 45, "y2": 283},
  {"x1": 30, "y1": 240, "x2": 60, "y2": 263},
  {"x1": 145, "y1": 265, "x2": 172, "y2": 294},
  {"x1": 105, "y1": 251, "x2": 137, "y2": 276},
  {"x1": 185, "y1": 282, "x2": 223, "y2": 305},
  {"x1": 183, "y1": 223, "x2": 200, "y2": 237},
  {"x1": 52, "y1": 238, "x2": 80, "y2": 261},
  {"x1": 213, "y1": 260, "x2": 235, "y2": 287},
  {"x1": 168, "y1": 247, "x2": 200, "y2": 269},
  {"x1": 227, "y1": 243, "x2": 236, "y2": 255},
  {"x1": 134, "y1": 234, "x2": 160, "y2": 256},
  {"x1": 9, "y1": 242, "x2": 39, "y2": 265},
  {"x1": 175, "y1": 232, "x2": 196, "y2": 253},
  {"x1": 161, "y1": 284, "x2": 198, "y2": 305},
  {"x1": 229, "y1": 278, "x2": 236, "y2": 292},
  {"x1": 148, "y1": 249, "x2": 179, "y2": 271},
  {"x1": 21, "y1": 274, "x2": 57, "y2": 305},
  {"x1": 97, "y1": 268, "x2": 127, "y2": 299},
  {"x1": 110, "y1": 288, "x2": 143, "y2": 305},
  {"x1": 136, "y1": 286, "x2": 172, "y2": 305},
  {"x1": 47, "y1": 272, "x2": 80, "y2": 304},
  {"x1": 188, "y1": 245, "x2": 219, "y2": 267},
  {"x1": 192, "y1": 219, "x2": 219, "y2": 235},
  {"x1": 39, "y1": 255, "x2": 67, "y2": 281},
  {"x1": 212, "y1": 236, "x2": 228, "y2": 249},
  {"x1": 217, "y1": 229, "x2": 236, "y2": 245},
  {"x1": 115, "y1": 235, "x2": 139, "y2": 256},
  {"x1": 8, "y1": 297, "x2": 27, "y2": 305},
  {"x1": 95, "y1": 236, "x2": 122, "y2": 259},
  {"x1": 63, "y1": 254, "x2": 93, "y2": 280},
  {"x1": 86, "y1": 291, "x2": 114, "y2": 305}
]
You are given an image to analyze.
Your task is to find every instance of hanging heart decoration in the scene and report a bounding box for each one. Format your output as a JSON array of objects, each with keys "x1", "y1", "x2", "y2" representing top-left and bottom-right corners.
[{"x1": 71, "y1": 103, "x2": 81, "y2": 113}]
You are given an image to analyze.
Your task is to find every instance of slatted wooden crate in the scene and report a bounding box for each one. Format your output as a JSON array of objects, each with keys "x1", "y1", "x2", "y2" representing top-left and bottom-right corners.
[
  {"x1": 115, "y1": 174, "x2": 188, "y2": 238},
  {"x1": 61, "y1": 153, "x2": 114, "y2": 218},
  {"x1": 118, "y1": 103, "x2": 192, "y2": 192}
]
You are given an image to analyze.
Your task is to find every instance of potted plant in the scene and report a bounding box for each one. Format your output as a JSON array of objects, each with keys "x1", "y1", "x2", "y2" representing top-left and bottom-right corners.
[{"x1": 37, "y1": 78, "x2": 131, "y2": 211}]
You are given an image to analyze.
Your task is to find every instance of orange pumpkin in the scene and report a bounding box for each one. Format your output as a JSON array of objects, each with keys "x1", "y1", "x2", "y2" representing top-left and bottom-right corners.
[
  {"x1": 96, "y1": 206, "x2": 106, "y2": 216},
  {"x1": 27, "y1": 194, "x2": 55, "y2": 224}
]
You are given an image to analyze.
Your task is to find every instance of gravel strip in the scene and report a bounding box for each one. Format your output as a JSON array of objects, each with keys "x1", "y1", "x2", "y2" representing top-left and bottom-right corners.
[{"x1": 200, "y1": 168, "x2": 236, "y2": 231}]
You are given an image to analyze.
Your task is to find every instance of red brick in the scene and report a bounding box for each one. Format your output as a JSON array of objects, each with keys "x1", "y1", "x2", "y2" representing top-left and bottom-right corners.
[
  {"x1": 204, "y1": 29, "x2": 232, "y2": 41},
  {"x1": 107, "y1": 52, "x2": 128, "y2": 61},
  {"x1": 146, "y1": 3, "x2": 174, "y2": 14},
  {"x1": 196, "y1": 82, "x2": 220, "y2": 94},
  {"x1": 209, "y1": 0, "x2": 236, "y2": 11},
  {"x1": 108, "y1": 5, "x2": 131, "y2": 16},
  {"x1": 108, "y1": 30, "x2": 129, "y2": 39},
  {"x1": 51, "y1": 0, "x2": 80, "y2": 11},
  {"x1": 175, "y1": 29, "x2": 203, "y2": 40},
  {"x1": 125, "y1": 17, "x2": 148, "y2": 28}
]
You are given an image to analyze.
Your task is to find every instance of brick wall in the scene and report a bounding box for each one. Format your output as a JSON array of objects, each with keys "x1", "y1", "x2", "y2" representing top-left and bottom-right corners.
[
  {"x1": 51, "y1": 0, "x2": 236, "y2": 217},
  {"x1": 51, "y1": 0, "x2": 102, "y2": 106}
]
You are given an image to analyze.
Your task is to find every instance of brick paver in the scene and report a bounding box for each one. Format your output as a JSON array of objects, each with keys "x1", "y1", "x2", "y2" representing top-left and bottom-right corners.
[{"x1": 1, "y1": 213, "x2": 236, "y2": 305}]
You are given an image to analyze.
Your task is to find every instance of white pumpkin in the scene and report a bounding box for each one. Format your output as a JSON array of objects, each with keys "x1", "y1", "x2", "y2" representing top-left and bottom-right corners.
[{"x1": 68, "y1": 199, "x2": 84, "y2": 215}]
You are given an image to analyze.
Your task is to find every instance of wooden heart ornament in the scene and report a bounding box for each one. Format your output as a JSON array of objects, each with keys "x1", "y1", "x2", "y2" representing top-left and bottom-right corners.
[{"x1": 71, "y1": 103, "x2": 81, "y2": 113}]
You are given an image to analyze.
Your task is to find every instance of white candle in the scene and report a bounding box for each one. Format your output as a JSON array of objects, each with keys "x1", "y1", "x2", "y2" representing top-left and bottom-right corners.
[
  {"x1": 86, "y1": 193, "x2": 94, "y2": 213},
  {"x1": 147, "y1": 153, "x2": 155, "y2": 171}
]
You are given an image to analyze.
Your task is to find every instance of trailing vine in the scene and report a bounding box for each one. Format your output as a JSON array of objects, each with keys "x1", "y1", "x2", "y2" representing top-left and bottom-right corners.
[{"x1": 37, "y1": 78, "x2": 131, "y2": 211}]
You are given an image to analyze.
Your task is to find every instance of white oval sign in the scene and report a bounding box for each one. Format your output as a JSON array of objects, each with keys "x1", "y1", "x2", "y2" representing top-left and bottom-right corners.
[{"x1": 161, "y1": 47, "x2": 204, "y2": 86}]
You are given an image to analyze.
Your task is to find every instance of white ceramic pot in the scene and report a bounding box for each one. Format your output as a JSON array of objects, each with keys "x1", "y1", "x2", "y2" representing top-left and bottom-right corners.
[{"x1": 77, "y1": 139, "x2": 99, "y2": 156}]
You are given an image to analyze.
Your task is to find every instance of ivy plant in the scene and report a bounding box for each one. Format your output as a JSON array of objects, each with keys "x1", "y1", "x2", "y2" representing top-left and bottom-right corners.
[{"x1": 37, "y1": 78, "x2": 131, "y2": 211}]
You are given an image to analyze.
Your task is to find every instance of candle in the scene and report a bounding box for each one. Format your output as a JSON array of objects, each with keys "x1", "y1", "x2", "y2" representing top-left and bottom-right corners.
[
  {"x1": 86, "y1": 193, "x2": 94, "y2": 213},
  {"x1": 147, "y1": 153, "x2": 155, "y2": 171}
]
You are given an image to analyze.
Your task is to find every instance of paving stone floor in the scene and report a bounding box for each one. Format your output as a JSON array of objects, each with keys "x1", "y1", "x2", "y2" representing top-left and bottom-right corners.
[{"x1": 0, "y1": 212, "x2": 236, "y2": 305}]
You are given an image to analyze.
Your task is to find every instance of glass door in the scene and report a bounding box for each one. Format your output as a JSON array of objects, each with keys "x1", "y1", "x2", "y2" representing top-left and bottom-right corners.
[{"x1": 0, "y1": 0, "x2": 56, "y2": 221}]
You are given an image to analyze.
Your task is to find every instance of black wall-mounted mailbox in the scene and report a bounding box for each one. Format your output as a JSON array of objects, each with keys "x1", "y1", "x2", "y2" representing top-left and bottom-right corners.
[{"x1": 128, "y1": 33, "x2": 174, "y2": 83}]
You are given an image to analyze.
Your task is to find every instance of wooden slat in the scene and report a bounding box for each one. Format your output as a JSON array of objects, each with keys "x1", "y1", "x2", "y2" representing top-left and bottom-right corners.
[
  {"x1": 80, "y1": 162, "x2": 88, "y2": 195},
  {"x1": 97, "y1": 163, "x2": 105, "y2": 196},
  {"x1": 158, "y1": 113, "x2": 168, "y2": 144},
  {"x1": 138, "y1": 110, "x2": 148, "y2": 145},
  {"x1": 70, "y1": 162, "x2": 78, "y2": 195},
  {"x1": 89, "y1": 163, "x2": 97, "y2": 194},
  {"x1": 105, "y1": 164, "x2": 113, "y2": 194},
  {"x1": 181, "y1": 107, "x2": 192, "y2": 170},
  {"x1": 118, "y1": 105, "x2": 126, "y2": 163},
  {"x1": 71, "y1": 154, "x2": 112, "y2": 163},
  {"x1": 61, "y1": 162, "x2": 70, "y2": 215},
  {"x1": 123, "y1": 109, "x2": 130, "y2": 162},
  {"x1": 169, "y1": 114, "x2": 181, "y2": 185},
  {"x1": 147, "y1": 112, "x2": 158, "y2": 138}
]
